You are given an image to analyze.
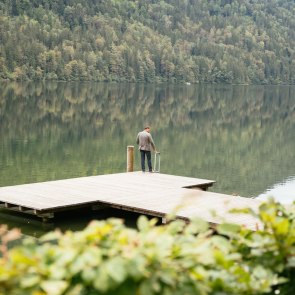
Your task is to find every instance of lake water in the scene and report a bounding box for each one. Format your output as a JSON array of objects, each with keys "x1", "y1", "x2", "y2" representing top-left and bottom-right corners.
[{"x1": 0, "y1": 82, "x2": 294, "y2": 235}]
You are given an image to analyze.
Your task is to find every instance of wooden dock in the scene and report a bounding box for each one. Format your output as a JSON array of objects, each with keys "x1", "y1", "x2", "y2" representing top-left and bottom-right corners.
[{"x1": 0, "y1": 172, "x2": 261, "y2": 229}]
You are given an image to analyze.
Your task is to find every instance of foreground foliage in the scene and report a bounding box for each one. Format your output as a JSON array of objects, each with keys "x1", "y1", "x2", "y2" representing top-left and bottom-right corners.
[
  {"x1": 1, "y1": 0, "x2": 295, "y2": 84},
  {"x1": 1, "y1": 199, "x2": 295, "y2": 295}
]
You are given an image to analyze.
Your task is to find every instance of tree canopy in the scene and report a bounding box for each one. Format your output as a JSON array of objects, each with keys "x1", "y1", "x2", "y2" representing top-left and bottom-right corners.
[{"x1": 1, "y1": 0, "x2": 295, "y2": 84}]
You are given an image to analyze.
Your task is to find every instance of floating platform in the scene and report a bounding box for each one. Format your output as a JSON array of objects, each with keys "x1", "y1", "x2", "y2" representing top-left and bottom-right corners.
[{"x1": 0, "y1": 172, "x2": 261, "y2": 229}]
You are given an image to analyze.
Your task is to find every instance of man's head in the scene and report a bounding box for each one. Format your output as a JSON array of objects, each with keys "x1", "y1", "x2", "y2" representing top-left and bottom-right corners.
[{"x1": 144, "y1": 126, "x2": 151, "y2": 133}]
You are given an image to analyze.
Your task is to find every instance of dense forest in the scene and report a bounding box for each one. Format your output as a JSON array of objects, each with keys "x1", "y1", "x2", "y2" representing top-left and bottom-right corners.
[{"x1": 1, "y1": 0, "x2": 295, "y2": 84}]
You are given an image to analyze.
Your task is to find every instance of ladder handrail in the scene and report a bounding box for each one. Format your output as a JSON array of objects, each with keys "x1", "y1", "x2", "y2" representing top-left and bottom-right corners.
[{"x1": 154, "y1": 151, "x2": 161, "y2": 173}]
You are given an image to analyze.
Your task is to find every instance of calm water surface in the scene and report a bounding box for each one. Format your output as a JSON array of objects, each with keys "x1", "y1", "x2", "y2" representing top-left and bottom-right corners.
[{"x1": 0, "y1": 82, "x2": 294, "y2": 235}]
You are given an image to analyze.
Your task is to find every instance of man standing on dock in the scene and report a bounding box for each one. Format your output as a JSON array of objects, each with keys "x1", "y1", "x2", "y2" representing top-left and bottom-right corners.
[{"x1": 136, "y1": 126, "x2": 156, "y2": 172}]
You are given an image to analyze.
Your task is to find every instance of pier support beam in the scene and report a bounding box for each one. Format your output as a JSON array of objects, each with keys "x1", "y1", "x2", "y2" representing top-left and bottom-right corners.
[
  {"x1": 37, "y1": 212, "x2": 54, "y2": 223},
  {"x1": 92, "y1": 204, "x2": 108, "y2": 211},
  {"x1": 127, "y1": 146, "x2": 134, "y2": 172}
]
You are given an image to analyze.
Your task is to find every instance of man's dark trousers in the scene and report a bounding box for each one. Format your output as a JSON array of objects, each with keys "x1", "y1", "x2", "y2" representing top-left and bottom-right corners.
[{"x1": 140, "y1": 150, "x2": 152, "y2": 172}]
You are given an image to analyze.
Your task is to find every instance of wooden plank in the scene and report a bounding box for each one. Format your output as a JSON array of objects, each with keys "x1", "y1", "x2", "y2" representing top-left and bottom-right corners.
[
  {"x1": 0, "y1": 172, "x2": 260, "y2": 228},
  {"x1": 0, "y1": 172, "x2": 214, "y2": 209}
]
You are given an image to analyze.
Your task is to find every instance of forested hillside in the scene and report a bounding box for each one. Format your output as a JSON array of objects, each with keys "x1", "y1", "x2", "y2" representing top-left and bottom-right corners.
[{"x1": 1, "y1": 0, "x2": 295, "y2": 84}]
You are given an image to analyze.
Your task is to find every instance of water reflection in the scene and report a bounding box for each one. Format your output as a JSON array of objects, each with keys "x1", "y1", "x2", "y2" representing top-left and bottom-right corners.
[
  {"x1": 0, "y1": 81, "x2": 294, "y2": 200},
  {"x1": 0, "y1": 207, "x2": 140, "y2": 238},
  {"x1": 258, "y1": 177, "x2": 295, "y2": 204}
]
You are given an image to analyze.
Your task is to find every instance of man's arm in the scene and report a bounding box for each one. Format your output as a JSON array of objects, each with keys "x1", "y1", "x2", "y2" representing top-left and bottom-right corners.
[{"x1": 149, "y1": 134, "x2": 156, "y2": 151}]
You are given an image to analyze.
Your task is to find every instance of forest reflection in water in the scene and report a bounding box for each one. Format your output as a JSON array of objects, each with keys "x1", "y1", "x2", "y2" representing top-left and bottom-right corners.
[{"x1": 0, "y1": 81, "x2": 294, "y2": 201}]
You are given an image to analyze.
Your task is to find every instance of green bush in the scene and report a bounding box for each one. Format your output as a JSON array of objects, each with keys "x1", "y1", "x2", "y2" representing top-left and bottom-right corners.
[{"x1": 1, "y1": 199, "x2": 295, "y2": 295}]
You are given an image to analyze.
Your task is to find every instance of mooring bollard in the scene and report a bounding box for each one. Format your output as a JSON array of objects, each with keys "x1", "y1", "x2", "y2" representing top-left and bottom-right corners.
[{"x1": 127, "y1": 145, "x2": 134, "y2": 172}]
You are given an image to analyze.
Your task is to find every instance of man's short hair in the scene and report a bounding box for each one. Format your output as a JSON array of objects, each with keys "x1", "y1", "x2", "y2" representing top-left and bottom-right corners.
[{"x1": 144, "y1": 126, "x2": 150, "y2": 130}]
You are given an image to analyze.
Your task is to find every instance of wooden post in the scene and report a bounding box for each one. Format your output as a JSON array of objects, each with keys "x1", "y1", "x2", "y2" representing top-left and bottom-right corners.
[{"x1": 127, "y1": 146, "x2": 134, "y2": 172}]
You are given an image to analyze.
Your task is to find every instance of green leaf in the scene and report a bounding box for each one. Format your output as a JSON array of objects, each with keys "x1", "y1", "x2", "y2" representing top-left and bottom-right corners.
[
  {"x1": 49, "y1": 265, "x2": 67, "y2": 280},
  {"x1": 159, "y1": 272, "x2": 175, "y2": 286},
  {"x1": 166, "y1": 220, "x2": 186, "y2": 234},
  {"x1": 40, "y1": 230, "x2": 62, "y2": 242},
  {"x1": 106, "y1": 257, "x2": 127, "y2": 283},
  {"x1": 217, "y1": 223, "x2": 241, "y2": 237},
  {"x1": 185, "y1": 217, "x2": 209, "y2": 234},
  {"x1": 20, "y1": 275, "x2": 40, "y2": 288},
  {"x1": 127, "y1": 256, "x2": 146, "y2": 280},
  {"x1": 139, "y1": 280, "x2": 154, "y2": 295},
  {"x1": 252, "y1": 266, "x2": 268, "y2": 279},
  {"x1": 137, "y1": 215, "x2": 150, "y2": 232},
  {"x1": 94, "y1": 268, "x2": 110, "y2": 292},
  {"x1": 273, "y1": 218, "x2": 290, "y2": 236},
  {"x1": 82, "y1": 268, "x2": 97, "y2": 283},
  {"x1": 66, "y1": 285, "x2": 83, "y2": 295},
  {"x1": 41, "y1": 280, "x2": 68, "y2": 295},
  {"x1": 211, "y1": 236, "x2": 232, "y2": 253},
  {"x1": 229, "y1": 207, "x2": 254, "y2": 215},
  {"x1": 287, "y1": 257, "x2": 295, "y2": 267}
]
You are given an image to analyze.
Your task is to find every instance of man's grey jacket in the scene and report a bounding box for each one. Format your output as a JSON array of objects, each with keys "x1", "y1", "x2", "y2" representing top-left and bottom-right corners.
[{"x1": 136, "y1": 130, "x2": 156, "y2": 151}]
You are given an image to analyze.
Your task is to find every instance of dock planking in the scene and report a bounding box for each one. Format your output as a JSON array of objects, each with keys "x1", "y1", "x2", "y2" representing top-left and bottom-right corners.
[{"x1": 0, "y1": 172, "x2": 261, "y2": 229}]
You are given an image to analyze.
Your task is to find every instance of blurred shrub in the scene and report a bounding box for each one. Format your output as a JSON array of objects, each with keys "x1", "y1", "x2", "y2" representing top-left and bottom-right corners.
[{"x1": 0, "y1": 199, "x2": 295, "y2": 295}]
